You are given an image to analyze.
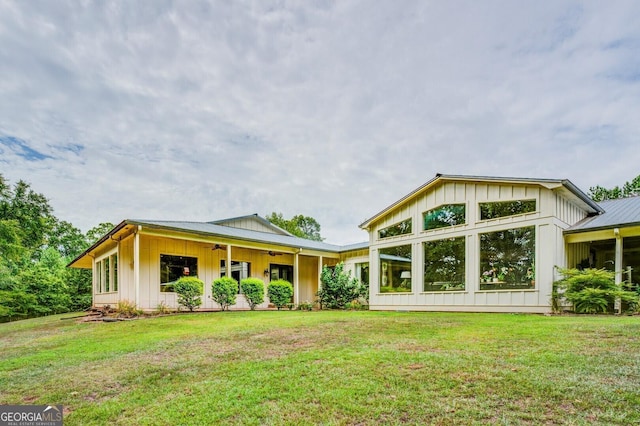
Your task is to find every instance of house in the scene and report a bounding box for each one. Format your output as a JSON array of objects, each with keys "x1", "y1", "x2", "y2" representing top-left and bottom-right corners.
[
  {"x1": 68, "y1": 174, "x2": 640, "y2": 313},
  {"x1": 68, "y1": 214, "x2": 367, "y2": 311},
  {"x1": 359, "y1": 174, "x2": 640, "y2": 313}
]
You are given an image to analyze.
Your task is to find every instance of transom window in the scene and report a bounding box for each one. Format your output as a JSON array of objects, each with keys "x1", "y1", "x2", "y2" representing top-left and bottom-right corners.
[
  {"x1": 424, "y1": 204, "x2": 466, "y2": 230},
  {"x1": 160, "y1": 255, "x2": 198, "y2": 292},
  {"x1": 379, "y1": 218, "x2": 412, "y2": 239},
  {"x1": 479, "y1": 226, "x2": 535, "y2": 290},
  {"x1": 379, "y1": 245, "x2": 412, "y2": 293},
  {"x1": 424, "y1": 237, "x2": 465, "y2": 291},
  {"x1": 479, "y1": 199, "x2": 536, "y2": 220}
]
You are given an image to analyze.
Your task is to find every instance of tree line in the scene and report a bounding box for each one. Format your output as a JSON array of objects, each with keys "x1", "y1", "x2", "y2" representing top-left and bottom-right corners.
[{"x1": 0, "y1": 174, "x2": 113, "y2": 321}]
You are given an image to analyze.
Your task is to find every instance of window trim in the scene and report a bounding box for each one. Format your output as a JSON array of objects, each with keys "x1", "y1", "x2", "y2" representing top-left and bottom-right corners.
[
  {"x1": 160, "y1": 253, "x2": 199, "y2": 293},
  {"x1": 477, "y1": 199, "x2": 537, "y2": 222},
  {"x1": 95, "y1": 248, "x2": 118, "y2": 294},
  {"x1": 422, "y1": 203, "x2": 467, "y2": 232},
  {"x1": 378, "y1": 218, "x2": 413, "y2": 240}
]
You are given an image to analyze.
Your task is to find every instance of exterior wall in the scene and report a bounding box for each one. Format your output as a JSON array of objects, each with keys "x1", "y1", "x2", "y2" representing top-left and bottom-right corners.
[
  {"x1": 94, "y1": 232, "x2": 331, "y2": 311},
  {"x1": 366, "y1": 180, "x2": 587, "y2": 313}
]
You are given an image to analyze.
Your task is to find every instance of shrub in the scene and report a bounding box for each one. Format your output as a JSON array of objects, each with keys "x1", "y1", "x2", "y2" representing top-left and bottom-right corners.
[
  {"x1": 174, "y1": 277, "x2": 204, "y2": 312},
  {"x1": 555, "y1": 267, "x2": 639, "y2": 314},
  {"x1": 240, "y1": 278, "x2": 265, "y2": 310},
  {"x1": 212, "y1": 277, "x2": 238, "y2": 311},
  {"x1": 267, "y1": 280, "x2": 293, "y2": 310},
  {"x1": 317, "y1": 262, "x2": 368, "y2": 309},
  {"x1": 156, "y1": 301, "x2": 171, "y2": 315},
  {"x1": 116, "y1": 300, "x2": 143, "y2": 318},
  {"x1": 297, "y1": 301, "x2": 314, "y2": 311}
]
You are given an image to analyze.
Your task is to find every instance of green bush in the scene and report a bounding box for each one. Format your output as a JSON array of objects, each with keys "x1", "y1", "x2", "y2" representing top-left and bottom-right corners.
[
  {"x1": 240, "y1": 278, "x2": 265, "y2": 310},
  {"x1": 211, "y1": 277, "x2": 237, "y2": 311},
  {"x1": 174, "y1": 277, "x2": 204, "y2": 312},
  {"x1": 318, "y1": 262, "x2": 368, "y2": 309},
  {"x1": 555, "y1": 268, "x2": 639, "y2": 314},
  {"x1": 267, "y1": 280, "x2": 293, "y2": 310},
  {"x1": 297, "y1": 301, "x2": 314, "y2": 311}
]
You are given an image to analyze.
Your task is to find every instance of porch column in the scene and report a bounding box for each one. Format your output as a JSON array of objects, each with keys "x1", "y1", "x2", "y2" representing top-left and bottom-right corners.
[
  {"x1": 226, "y1": 244, "x2": 232, "y2": 279},
  {"x1": 318, "y1": 256, "x2": 323, "y2": 292},
  {"x1": 134, "y1": 227, "x2": 140, "y2": 307},
  {"x1": 615, "y1": 229, "x2": 623, "y2": 285},
  {"x1": 614, "y1": 228, "x2": 623, "y2": 314},
  {"x1": 294, "y1": 252, "x2": 300, "y2": 305}
]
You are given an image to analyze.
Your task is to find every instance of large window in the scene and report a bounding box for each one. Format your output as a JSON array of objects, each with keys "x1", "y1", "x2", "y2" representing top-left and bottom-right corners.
[
  {"x1": 379, "y1": 218, "x2": 412, "y2": 239},
  {"x1": 424, "y1": 204, "x2": 466, "y2": 230},
  {"x1": 160, "y1": 255, "x2": 198, "y2": 292},
  {"x1": 424, "y1": 237, "x2": 465, "y2": 291},
  {"x1": 221, "y1": 260, "x2": 251, "y2": 293},
  {"x1": 480, "y1": 226, "x2": 535, "y2": 290},
  {"x1": 96, "y1": 253, "x2": 118, "y2": 294},
  {"x1": 479, "y1": 200, "x2": 536, "y2": 220},
  {"x1": 379, "y1": 245, "x2": 412, "y2": 293}
]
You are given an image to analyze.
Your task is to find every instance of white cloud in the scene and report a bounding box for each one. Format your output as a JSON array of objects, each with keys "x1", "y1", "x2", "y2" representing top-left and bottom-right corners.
[{"x1": 1, "y1": 0, "x2": 639, "y2": 244}]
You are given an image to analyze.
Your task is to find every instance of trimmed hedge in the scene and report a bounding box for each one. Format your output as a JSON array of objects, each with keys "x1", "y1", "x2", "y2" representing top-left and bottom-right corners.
[
  {"x1": 174, "y1": 277, "x2": 204, "y2": 312},
  {"x1": 267, "y1": 280, "x2": 293, "y2": 310},
  {"x1": 240, "y1": 278, "x2": 265, "y2": 310},
  {"x1": 211, "y1": 277, "x2": 238, "y2": 311}
]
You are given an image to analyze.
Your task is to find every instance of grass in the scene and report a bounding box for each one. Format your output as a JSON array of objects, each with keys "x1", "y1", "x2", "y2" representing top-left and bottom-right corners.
[{"x1": 1, "y1": 311, "x2": 639, "y2": 425}]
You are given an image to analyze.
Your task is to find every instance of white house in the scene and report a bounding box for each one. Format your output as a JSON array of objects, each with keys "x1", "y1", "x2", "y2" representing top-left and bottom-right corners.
[{"x1": 69, "y1": 174, "x2": 640, "y2": 313}]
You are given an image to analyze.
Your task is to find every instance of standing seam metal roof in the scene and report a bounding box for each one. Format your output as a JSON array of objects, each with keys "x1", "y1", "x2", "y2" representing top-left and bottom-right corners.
[{"x1": 565, "y1": 196, "x2": 640, "y2": 233}]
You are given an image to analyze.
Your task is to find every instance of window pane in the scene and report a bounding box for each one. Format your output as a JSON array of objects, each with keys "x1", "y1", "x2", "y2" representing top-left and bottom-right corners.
[
  {"x1": 424, "y1": 204, "x2": 466, "y2": 230},
  {"x1": 379, "y1": 245, "x2": 412, "y2": 293},
  {"x1": 379, "y1": 219, "x2": 412, "y2": 239},
  {"x1": 480, "y1": 226, "x2": 535, "y2": 290},
  {"x1": 112, "y1": 254, "x2": 118, "y2": 292},
  {"x1": 96, "y1": 261, "x2": 102, "y2": 293},
  {"x1": 160, "y1": 255, "x2": 198, "y2": 292},
  {"x1": 479, "y1": 200, "x2": 536, "y2": 220},
  {"x1": 105, "y1": 257, "x2": 110, "y2": 292},
  {"x1": 424, "y1": 237, "x2": 465, "y2": 291}
]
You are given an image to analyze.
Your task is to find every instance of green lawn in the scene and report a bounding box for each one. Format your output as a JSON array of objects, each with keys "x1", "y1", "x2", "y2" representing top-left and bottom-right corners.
[{"x1": 1, "y1": 311, "x2": 639, "y2": 425}]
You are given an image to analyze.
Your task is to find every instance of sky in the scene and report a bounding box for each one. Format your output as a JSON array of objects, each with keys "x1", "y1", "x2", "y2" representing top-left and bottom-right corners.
[{"x1": 1, "y1": 1, "x2": 639, "y2": 245}]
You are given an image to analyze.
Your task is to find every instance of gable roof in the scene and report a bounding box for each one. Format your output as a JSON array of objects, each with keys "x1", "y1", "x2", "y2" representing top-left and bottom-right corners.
[
  {"x1": 68, "y1": 216, "x2": 369, "y2": 268},
  {"x1": 209, "y1": 213, "x2": 294, "y2": 236},
  {"x1": 565, "y1": 196, "x2": 640, "y2": 233},
  {"x1": 359, "y1": 173, "x2": 603, "y2": 229}
]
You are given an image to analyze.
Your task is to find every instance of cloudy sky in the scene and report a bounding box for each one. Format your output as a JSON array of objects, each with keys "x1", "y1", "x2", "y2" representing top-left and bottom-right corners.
[{"x1": 1, "y1": 1, "x2": 639, "y2": 244}]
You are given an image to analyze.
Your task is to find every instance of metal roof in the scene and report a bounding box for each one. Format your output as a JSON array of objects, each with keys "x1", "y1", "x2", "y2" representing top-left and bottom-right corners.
[
  {"x1": 565, "y1": 196, "x2": 640, "y2": 233},
  {"x1": 129, "y1": 219, "x2": 346, "y2": 252},
  {"x1": 209, "y1": 213, "x2": 294, "y2": 236},
  {"x1": 360, "y1": 173, "x2": 603, "y2": 229}
]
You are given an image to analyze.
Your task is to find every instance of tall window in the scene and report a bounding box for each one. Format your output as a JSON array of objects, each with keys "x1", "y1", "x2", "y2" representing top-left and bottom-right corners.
[
  {"x1": 424, "y1": 237, "x2": 465, "y2": 291},
  {"x1": 379, "y1": 245, "x2": 412, "y2": 293},
  {"x1": 160, "y1": 255, "x2": 198, "y2": 292},
  {"x1": 221, "y1": 260, "x2": 251, "y2": 293},
  {"x1": 424, "y1": 204, "x2": 466, "y2": 230},
  {"x1": 480, "y1": 226, "x2": 535, "y2": 290},
  {"x1": 479, "y1": 200, "x2": 536, "y2": 220},
  {"x1": 96, "y1": 253, "x2": 118, "y2": 294},
  {"x1": 379, "y1": 218, "x2": 412, "y2": 239},
  {"x1": 355, "y1": 263, "x2": 369, "y2": 286}
]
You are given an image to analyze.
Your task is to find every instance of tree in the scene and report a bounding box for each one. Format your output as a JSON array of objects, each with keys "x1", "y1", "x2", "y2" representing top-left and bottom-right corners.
[
  {"x1": 266, "y1": 212, "x2": 323, "y2": 241},
  {"x1": 317, "y1": 262, "x2": 368, "y2": 309},
  {"x1": 86, "y1": 222, "x2": 115, "y2": 245},
  {"x1": 589, "y1": 174, "x2": 640, "y2": 201}
]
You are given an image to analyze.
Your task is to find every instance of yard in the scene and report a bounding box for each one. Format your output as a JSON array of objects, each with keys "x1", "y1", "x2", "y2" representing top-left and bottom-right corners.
[{"x1": 0, "y1": 311, "x2": 639, "y2": 425}]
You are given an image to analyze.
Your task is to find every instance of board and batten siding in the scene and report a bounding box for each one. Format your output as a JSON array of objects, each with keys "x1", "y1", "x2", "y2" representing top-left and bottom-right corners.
[
  {"x1": 218, "y1": 218, "x2": 283, "y2": 235},
  {"x1": 367, "y1": 180, "x2": 587, "y2": 313}
]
